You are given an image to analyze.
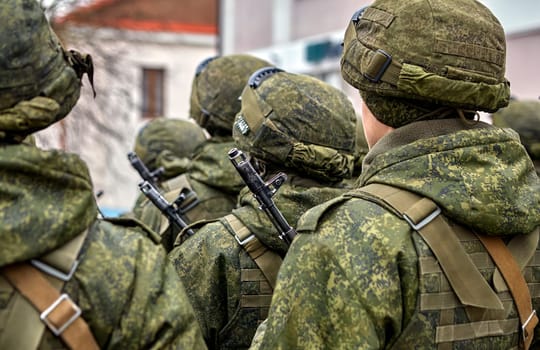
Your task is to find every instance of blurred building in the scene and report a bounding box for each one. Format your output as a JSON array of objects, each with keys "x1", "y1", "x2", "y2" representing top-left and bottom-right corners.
[{"x1": 38, "y1": 0, "x2": 218, "y2": 214}]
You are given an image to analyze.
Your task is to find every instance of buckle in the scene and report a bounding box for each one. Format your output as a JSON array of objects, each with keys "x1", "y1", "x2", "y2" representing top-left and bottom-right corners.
[
  {"x1": 235, "y1": 232, "x2": 256, "y2": 246},
  {"x1": 30, "y1": 259, "x2": 79, "y2": 282},
  {"x1": 364, "y1": 49, "x2": 393, "y2": 83},
  {"x1": 40, "y1": 294, "x2": 81, "y2": 336},
  {"x1": 522, "y1": 310, "x2": 537, "y2": 341},
  {"x1": 403, "y1": 207, "x2": 442, "y2": 231}
]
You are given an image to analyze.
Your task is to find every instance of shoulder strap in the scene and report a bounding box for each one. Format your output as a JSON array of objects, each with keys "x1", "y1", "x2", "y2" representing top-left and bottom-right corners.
[
  {"x1": 0, "y1": 229, "x2": 99, "y2": 350},
  {"x1": 223, "y1": 214, "x2": 282, "y2": 290},
  {"x1": 355, "y1": 183, "x2": 538, "y2": 349}
]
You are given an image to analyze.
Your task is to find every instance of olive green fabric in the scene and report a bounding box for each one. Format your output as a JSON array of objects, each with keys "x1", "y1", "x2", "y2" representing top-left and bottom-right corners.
[
  {"x1": 341, "y1": 0, "x2": 510, "y2": 128},
  {"x1": 168, "y1": 176, "x2": 348, "y2": 349},
  {"x1": 133, "y1": 118, "x2": 207, "y2": 173},
  {"x1": 492, "y1": 99, "x2": 540, "y2": 162},
  {"x1": 233, "y1": 71, "x2": 356, "y2": 183},
  {"x1": 189, "y1": 54, "x2": 271, "y2": 136},
  {"x1": 251, "y1": 119, "x2": 540, "y2": 349},
  {"x1": 0, "y1": 0, "x2": 82, "y2": 142},
  {"x1": 0, "y1": 143, "x2": 207, "y2": 349}
]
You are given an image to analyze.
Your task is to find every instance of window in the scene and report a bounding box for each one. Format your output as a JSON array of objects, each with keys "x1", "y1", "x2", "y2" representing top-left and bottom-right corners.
[{"x1": 142, "y1": 68, "x2": 165, "y2": 118}]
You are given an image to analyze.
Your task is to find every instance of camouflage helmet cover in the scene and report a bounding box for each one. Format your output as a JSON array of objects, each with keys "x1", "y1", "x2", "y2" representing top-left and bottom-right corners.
[
  {"x1": 341, "y1": 0, "x2": 510, "y2": 116},
  {"x1": 0, "y1": 0, "x2": 83, "y2": 140},
  {"x1": 189, "y1": 54, "x2": 272, "y2": 136},
  {"x1": 233, "y1": 68, "x2": 357, "y2": 182},
  {"x1": 492, "y1": 100, "x2": 540, "y2": 159},
  {"x1": 133, "y1": 118, "x2": 207, "y2": 170}
]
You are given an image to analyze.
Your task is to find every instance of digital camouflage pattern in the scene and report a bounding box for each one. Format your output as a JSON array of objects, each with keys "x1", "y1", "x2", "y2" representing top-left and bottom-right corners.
[
  {"x1": 0, "y1": 0, "x2": 85, "y2": 143},
  {"x1": 168, "y1": 176, "x2": 348, "y2": 350},
  {"x1": 344, "y1": 117, "x2": 369, "y2": 188},
  {"x1": 492, "y1": 99, "x2": 540, "y2": 174},
  {"x1": 341, "y1": 0, "x2": 510, "y2": 127},
  {"x1": 189, "y1": 55, "x2": 271, "y2": 136},
  {"x1": 251, "y1": 119, "x2": 540, "y2": 349},
  {"x1": 233, "y1": 70, "x2": 356, "y2": 183},
  {"x1": 0, "y1": 143, "x2": 206, "y2": 349}
]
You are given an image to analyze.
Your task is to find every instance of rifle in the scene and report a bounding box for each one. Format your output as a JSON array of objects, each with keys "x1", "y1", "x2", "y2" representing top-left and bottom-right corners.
[
  {"x1": 228, "y1": 148, "x2": 296, "y2": 245},
  {"x1": 138, "y1": 181, "x2": 195, "y2": 237},
  {"x1": 127, "y1": 151, "x2": 164, "y2": 189}
]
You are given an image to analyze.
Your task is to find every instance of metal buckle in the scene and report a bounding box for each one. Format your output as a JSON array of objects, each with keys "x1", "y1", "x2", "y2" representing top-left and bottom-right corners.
[
  {"x1": 234, "y1": 232, "x2": 256, "y2": 246},
  {"x1": 40, "y1": 294, "x2": 81, "y2": 336},
  {"x1": 403, "y1": 207, "x2": 442, "y2": 231},
  {"x1": 522, "y1": 310, "x2": 537, "y2": 340},
  {"x1": 364, "y1": 49, "x2": 393, "y2": 83},
  {"x1": 30, "y1": 259, "x2": 79, "y2": 282}
]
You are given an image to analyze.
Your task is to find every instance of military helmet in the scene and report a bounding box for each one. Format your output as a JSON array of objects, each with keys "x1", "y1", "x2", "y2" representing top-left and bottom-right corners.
[
  {"x1": 134, "y1": 118, "x2": 207, "y2": 170},
  {"x1": 492, "y1": 100, "x2": 540, "y2": 160},
  {"x1": 233, "y1": 67, "x2": 357, "y2": 182},
  {"x1": 341, "y1": 0, "x2": 510, "y2": 124},
  {"x1": 189, "y1": 54, "x2": 272, "y2": 136},
  {"x1": 0, "y1": 0, "x2": 84, "y2": 141}
]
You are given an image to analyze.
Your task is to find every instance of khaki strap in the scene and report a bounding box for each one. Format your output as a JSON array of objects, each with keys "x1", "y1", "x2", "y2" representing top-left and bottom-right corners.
[
  {"x1": 476, "y1": 234, "x2": 538, "y2": 350},
  {"x1": 358, "y1": 183, "x2": 503, "y2": 310},
  {"x1": 224, "y1": 214, "x2": 282, "y2": 289},
  {"x1": 1, "y1": 263, "x2": 99, "y2": 350}
]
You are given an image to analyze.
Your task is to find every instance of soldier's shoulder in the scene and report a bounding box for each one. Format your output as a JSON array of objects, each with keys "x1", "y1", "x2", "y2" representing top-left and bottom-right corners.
[{"x1": 99, "y1": 216, "x2": 161, "y2": 244}]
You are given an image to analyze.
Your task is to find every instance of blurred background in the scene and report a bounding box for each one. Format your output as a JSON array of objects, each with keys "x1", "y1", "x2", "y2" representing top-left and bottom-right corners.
[{"x1": 36, "y1": 0, "x2": 540, "y2": 215}]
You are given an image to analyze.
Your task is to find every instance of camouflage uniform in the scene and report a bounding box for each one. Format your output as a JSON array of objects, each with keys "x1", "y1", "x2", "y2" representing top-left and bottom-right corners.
[
  {"x1": 252, "y1": 1, "x2": 540, "y2": 349},
  {"x1": 0, "y1": 1, "x2": 206, "y2": 348},
  {"x1": 492, "y1": 99, "x2": 540, "y2": 175},
  {"x1": 169, "y1": 69, "x2": 357, "y2": 349},
  {"x1": 129, "y1": 118, "x2": 206, "y2": 248}
]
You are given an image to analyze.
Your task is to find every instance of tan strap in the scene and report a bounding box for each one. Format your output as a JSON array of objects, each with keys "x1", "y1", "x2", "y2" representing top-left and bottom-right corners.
[
  {"x1": 224, "y1": 214, "x2": 282, "y2": 289},
  {"x1": 1, "y1": 263, "x2": 99, "y2": 350},
  {"x1": 476, "y1": 234, "x2": 538, "y2": 350}
]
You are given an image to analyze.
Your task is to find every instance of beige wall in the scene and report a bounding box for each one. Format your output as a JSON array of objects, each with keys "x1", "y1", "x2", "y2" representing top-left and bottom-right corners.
[{"x1": 505, "y1": 30, "x2": 540, "y2": 99}]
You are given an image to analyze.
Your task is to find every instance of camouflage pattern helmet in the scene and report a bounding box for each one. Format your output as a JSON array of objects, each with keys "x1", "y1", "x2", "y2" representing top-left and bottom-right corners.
[
  {"x1": 233, "y1": 67, "x2": 357, "y2": 183},
  {"x1": 0, "y1": 0, "x2": 84, "y2": 141},
  {"x1": 189, "y1": 54, "x2": 272, "y2": 136},
  {"x1": 492, "y1": 99, "x2": 540, "y2": 159},
  {"x1": 341, "y1": 0, "x2": 510, "y2": 120},
  {"x1": 133, "y1": 118, "x2": 207, "y2": 170}
]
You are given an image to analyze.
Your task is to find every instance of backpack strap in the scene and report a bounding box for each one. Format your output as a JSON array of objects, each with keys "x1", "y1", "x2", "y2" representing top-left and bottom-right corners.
[
  {"x1": 0, "y1": 229, "x2": 99, "y2": 350},
  {"x1": 223, "y1": 214, "x2": 282, "y2": 290},
  {"x1": 354, "y1": 183, "x2": 538, "y2": 348}
]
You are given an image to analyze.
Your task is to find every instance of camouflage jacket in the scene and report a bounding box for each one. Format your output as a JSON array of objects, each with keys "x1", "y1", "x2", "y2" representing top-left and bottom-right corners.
[
  {"x1": 251, "y1": 119, "x2": 540, "y2": 349},
  {"x1": 168, "y1": 175, "x2": 348, "y2": 350},
  {"x1": 130, "y1": 137, "x2": 243, "y2": 249},
  {"x1": 0, "y1": 143, "x2": 206, "y2": 349}
]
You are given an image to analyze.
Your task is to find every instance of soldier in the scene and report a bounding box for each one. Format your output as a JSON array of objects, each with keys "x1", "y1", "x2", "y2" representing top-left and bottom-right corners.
[
  {"x1": 165, "y1": 54, "x2": 272, "y2": 235},
  {"x1": 0, "y1": 1, "x2": 206, "y2": 348},
  {"x1": 252, "y1": 0, "x2": 540, "y2": 349},
  {"x1": 129, "y1": 118, "x2": 207, "y2": 249},
  {"x1": 492, "y1": 99, "x2": 540, "y2": 175},
  {"x1": 168, "y1": 67, "x2": 357, "y2": 349}
]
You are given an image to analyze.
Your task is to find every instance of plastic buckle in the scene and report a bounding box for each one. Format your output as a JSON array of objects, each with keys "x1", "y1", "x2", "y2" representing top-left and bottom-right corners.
[
  {"x1": 40, "y1": 294, "x2": 81, "y2": 336},
  {"x1": 522, "y1": 310, "x2": 537, "y2": 341},
  {"x1": 403, "y1": 207, "x2": 442, "y2": 231},
  {"x1": 234, "y1": 232, "x2": 256, "y2": 246},
  {"x1": 364, "y1": 49, "x2": 393, "y2": 83}
]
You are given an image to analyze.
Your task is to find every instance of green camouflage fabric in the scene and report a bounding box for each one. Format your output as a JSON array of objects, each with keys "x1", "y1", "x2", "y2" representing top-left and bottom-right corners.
[
  {"x1": 132, "y1": 118, "x2": 207, "y2": 174},
  {"x1": 168, "y1": 176, "x2": 348, "y2": 349},
  {"x1": 0, "y1": 0, "x2": 84, "y2": 143},
  {"x1": 251, "y1": 119, "x2": 540, "y2": 349},
  {"x1": 344, "y1": 117, "x2": 369, "y2": 188},
  {"x1": 0, "y1": 143, "x2": 206, "y2": 349},
  {"x1": 341, "y1": 0, "x2": 510, "y2": 128},
  {"x1": 190, "y1": 55, "x2": 271, "y2": 136},
  {"x1": 492, "y1": 99, "x2": 540, "y2": 174},
  {"x1": 233, "y1": 70, "x2": 356, "y2": 183}
]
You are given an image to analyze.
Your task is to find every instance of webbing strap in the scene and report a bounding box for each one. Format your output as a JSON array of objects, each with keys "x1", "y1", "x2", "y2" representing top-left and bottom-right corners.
[
  {"x1": 224, "y1": 214, "x2": 282, "y2": 289},
  {"x1": 476, "y1": 234, "x2": 538, "y2": 350},
  {"x1": 358, "y1": 183, "x2": 503, "y2": 310},
  {"x1": 1, "y1": 263, "x2": 99, "y2": 350}
]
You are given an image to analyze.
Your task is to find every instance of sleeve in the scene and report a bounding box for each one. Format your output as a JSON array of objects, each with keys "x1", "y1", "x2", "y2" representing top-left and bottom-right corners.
[
  {"x1": 73, "y1": 221, "x2": 207, "y2": 349},
  {"x1": 168, "y1": 221, "x2": 239, "y2": 347}
]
